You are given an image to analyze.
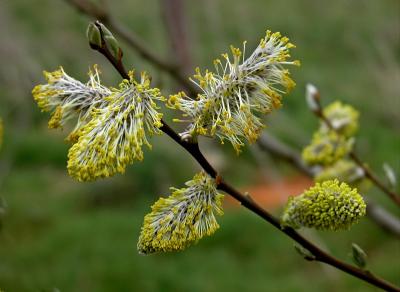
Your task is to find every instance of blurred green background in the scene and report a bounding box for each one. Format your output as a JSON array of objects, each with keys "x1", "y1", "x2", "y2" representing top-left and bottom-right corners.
[{"x1": 0, "y1": 0, "x2": 399, "y2": 291}]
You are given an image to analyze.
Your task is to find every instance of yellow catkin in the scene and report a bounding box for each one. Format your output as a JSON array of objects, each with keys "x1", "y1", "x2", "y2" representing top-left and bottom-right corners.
[
  {"x1": 315, "y1": 159, "x2": 364, "y2": 184},
  {"x1": 320, "y1": 101, "x2": 359, "y2": 138},
  {"x1": 302, "y1": 131, "x2": 353, "y2": 166},
  {"x1": 138, "y1": 172, "x2": 224, "y2": 254},
  {"x1": 281, "y1": 179, "x2": 366, "y2": 231},
  {"x1": 32, "y1": 65, "x2": 111, "y2": 134},
  {"x1": 167, "y1": 30, "x2": 299, "y2": 154},
  {"x1": 67, "y1": 71, "x2": 165, "y2": 182}
]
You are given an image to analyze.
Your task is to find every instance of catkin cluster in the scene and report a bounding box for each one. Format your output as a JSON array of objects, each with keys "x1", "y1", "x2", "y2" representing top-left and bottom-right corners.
[
  {"x1": 302, "y1": 101, "x2": 366, "y2": 187},
  {"x1": 33, "y1": 29, "x2": 301, "y2": 253},
  {"x1": 33, "y1": 67, "x2": 164, "y2": 181},
  {"x1": 302, "y1": 101, "x2": 359, "y2": 166}
]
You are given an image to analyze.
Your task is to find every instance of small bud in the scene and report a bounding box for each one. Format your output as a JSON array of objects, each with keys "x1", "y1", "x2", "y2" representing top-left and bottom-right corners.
[
  {"x1": 294, "y1": 244, "x2": 315, "y2": 261},
  {"x1": 86, "y1": 23, "x2": 101, "y2": 47},
  {"x1": 96, "y1": 22, "x2": 120, "y2": 58},
  {"x1": 97, "y1": 22, "x2": 114, "y2": 39},
  {"x1": 104, "y1": 35, "x2": 120, "y2": 58},
  {"x1": 351, "y1": 243, "x2": 367, "y2": 269},
  {"x1": 305, "y1": 83, "x2": 321, "y2": 113},
  {"x1": 180, "y1": 132, "x2": 192, "y2": 142},
  {"x1": 383, "y1": 163, "x2": 397, "y2": 188},
  {"x1": 179, "y1": 131, "x2": 197, "y2": 143}
]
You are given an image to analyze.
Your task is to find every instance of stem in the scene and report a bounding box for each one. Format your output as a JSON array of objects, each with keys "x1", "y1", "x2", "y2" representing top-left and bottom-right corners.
[
  {"x1": 92, "y1": 30, "x2": 400, "y2": 292},
  {"x1": 160, "y1": 123, "x2": 217, "y2": 177}
]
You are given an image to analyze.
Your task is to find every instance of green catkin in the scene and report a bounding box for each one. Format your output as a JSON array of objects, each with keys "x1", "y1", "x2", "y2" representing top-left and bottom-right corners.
[
  {"x1": 302, "y1": 131, "x2": 353, "y2": 166},
  {"x1": 281, "y1": 179, "x2": 366, "y2": 231},
  {"x1": 320, "y1": 101, "x2": 359, "y2": 138}
]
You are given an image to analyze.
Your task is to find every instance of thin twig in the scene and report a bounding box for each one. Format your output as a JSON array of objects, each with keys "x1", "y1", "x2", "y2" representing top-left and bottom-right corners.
[{"x1": 91, "y1": 25, "x2": 400, "y2": 292}]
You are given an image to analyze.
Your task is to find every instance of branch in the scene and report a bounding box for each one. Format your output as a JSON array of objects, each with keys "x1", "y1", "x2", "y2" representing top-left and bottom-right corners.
[
  {"x1": 91, "y1": 24, "x2": 400, "y2": 292},
  {"x1": 257, "y1": 132, "x2": 400, "y2": 237},
  {"x1": 65, "y1": 0, "x2": 199, "y2": 96}
]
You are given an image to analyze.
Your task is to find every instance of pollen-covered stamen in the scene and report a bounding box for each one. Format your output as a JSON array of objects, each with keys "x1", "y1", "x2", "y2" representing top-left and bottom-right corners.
[
  {"x1": 67, "y1": 71, "x2": 165, "y2": 182},
  {"x1": 32, "y1": 65, "x2": 111, "y2": 132},
  {"x1": 168, "y1": 30, "x2": 299, "y2": 153},
  {"x1": 137, "y1": 171, "x2": 224, "y2": 254}
]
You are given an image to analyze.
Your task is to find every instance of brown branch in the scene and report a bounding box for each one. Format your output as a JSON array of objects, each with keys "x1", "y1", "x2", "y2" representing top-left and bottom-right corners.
[
  {"x1": 315, "y1": 105, "x2": 400, "y2": 206},
  {"x1": 91, "y1": 25, "x2": 400, "y2": 292},
  {"x1": 65, "y1": 0, "x2": 199, "y2": 96},
  {"x1": 257, "y1": 132, "x2": 400, "y2": 237}
]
